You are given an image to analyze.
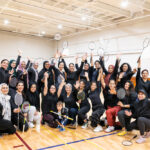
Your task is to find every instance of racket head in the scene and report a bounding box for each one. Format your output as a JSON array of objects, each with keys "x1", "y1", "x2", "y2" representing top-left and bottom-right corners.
[
  {"x1": 117, "y1": 88, "x2": 126, "y2": 100},
  {"x1": 143, "y1": 38, "x2": 150, "y2": 49},
  {"x1": 122, "y1": 140, "x2": 133, "y2": 146},
  {"x1": 21, "y1": 101, "x2": 30, "y2": 113},
  {"x1": 14, "y1": 93, "x2": 23, "y2": 106},
  {"x1": 88, "y1": 41, "x2": 96, "y2": 51},
  {"x1": 77, "y1": 91, "x2": 85, "y2": 101}
]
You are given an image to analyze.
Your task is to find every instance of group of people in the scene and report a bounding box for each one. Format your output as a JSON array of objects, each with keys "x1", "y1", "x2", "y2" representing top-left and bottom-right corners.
[{"x1": 0, "y1": 50, "x2": 150, "y2": 144}]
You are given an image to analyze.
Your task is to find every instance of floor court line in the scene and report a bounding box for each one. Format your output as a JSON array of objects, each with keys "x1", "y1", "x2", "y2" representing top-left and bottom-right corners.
[
  {"x1": 37, "y1": 132, "x2": 117, "y2": 150},
  {"x1": 15, "y1": 132, "x2": 32, "y2": 150}
]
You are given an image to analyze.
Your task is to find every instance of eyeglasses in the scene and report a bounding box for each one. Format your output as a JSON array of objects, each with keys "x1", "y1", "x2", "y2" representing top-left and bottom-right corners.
[{"x1": 2, "y1": 87, "x2": 8, "y2": 89}]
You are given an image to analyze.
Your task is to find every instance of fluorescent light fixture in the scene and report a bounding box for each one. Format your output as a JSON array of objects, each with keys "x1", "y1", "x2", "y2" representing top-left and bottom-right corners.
[
  {"x1": 57, "y1": 24, "x2": 63, "y2": 29},
  {"x1": 4, "y1": 19, "x2": 9, "y2": 25},
  {"x1": 121, "y1": 0, "x2": 129, "y2": 8}
]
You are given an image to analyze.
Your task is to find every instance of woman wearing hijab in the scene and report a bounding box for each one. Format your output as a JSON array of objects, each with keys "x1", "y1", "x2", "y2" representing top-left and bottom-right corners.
[
  {"x1": 75, "y1": 53, "x2": 94, "y2": 82},
  {"x1": 38, "y1": 61, "x2": 54, "y2": 93},
  {"x1": 26, "y1": 83, "x2": 40, "y2": 112},
  {"x1": 0, "y1": 83, "x2": 16, "y2": 135},
  {"x1": 100, "y1": 56, "x2": 120, "y2": 86},
  {"x1": 7, "y1": 50, "x2": 22, "y2": 78},
  {"x1": 42, "y1": 72, "x2": 58, "y2": 127}
]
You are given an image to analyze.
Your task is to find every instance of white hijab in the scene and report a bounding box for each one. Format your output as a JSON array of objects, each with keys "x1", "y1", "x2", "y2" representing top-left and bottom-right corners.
[{"x1": 0, "y1": 83, "x2": 11, "y2": 121}]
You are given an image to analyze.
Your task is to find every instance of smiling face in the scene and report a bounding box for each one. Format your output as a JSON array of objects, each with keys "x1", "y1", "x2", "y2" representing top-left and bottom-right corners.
[
  {"x1": 79, "y1": 81, "x2": 85, "y2": 89},
  {"x1": 138, "y1": 92, "x2": 146, "y2": 100},
  {"x1": 142, "y1": 70, "x2": 149, "y2": 79},
  {"x1": 33, "y1": 63, "x2": 39, "y2": 70},
  {"x1": 1, "y1": 60, "x2": 9, "y2": 70},
  {"x1": 49, "y1": 85, "x2": 56, "y2": 94},
  {"x1": 58, "y1": 62, "x2": 64, "y2": 71},
  {"x1": 109, "y1": 80, "x2": 116, "y2": 89},
  {"x1": 45, "y1": 62, "x2": 50, "y2": 70},
  {"x1": 65, "y1": 84, "x2": 72, "y2": 94},
  {"x1": 122, "y1": 64, "x2": 128, "y2": 72},
  {"x1": 11, "y1": 61, "x2": 16, "y2": 68},
  {"x1": 21, "y1": 61, "x2": 26, "y2": 69},
  {"x1": 124, "y1": 82, "x2": 130, "y2": 91},
  {"x1": 84, "y1": 63, "x2": 89, "y2": 70},
  {"x1": 16, "y1": 82, "x2": 24, "y2": 93},
  {"x1": 95, "y1": 61, "x2": 100, "y2": 69},
  {"x1": 108, "y1": 65, "x2": 114, "y2": 73},
  {"x1": 91, "y1": 82, "x2": 97, "y2": 91},
  {"x1": 69, "y1": 63, "x2": 74, "y2": 72},
  {"x1": 1, "y1": 84, "x2": 9, "y2": 95},
  {"x1": 30, "y1": 84, "x2": 37, "y2": 93}
]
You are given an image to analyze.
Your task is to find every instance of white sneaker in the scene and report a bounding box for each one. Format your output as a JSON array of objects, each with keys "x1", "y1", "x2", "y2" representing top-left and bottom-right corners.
[
  {"x1": 82, "y1": 122, "x2": 88, "y2": 129},
  {"x1": 105, "y1": 126, "x2": 115, "y2": 133},
  {"x1": 93, "y1": 125, "x2": 103, "y2": 132},
  {"x1": 36, "y1": 124, "x2": 40, "y2": 132},
  {"x1": 28, "y1": 122, "x2": 35, "y2": 128}
]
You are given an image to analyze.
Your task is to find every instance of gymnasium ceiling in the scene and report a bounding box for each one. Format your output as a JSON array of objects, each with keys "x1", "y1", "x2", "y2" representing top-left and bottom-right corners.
[{"x1": 0, "y1": 0, "x2": 150, "y2": 39}]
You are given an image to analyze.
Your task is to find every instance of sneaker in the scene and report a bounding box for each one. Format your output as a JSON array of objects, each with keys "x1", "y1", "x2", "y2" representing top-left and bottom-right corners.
[
  {"x1": 36, "y1": 124, "x2": 40, "y2": 132},
  {"x1": 136, "y1": 136, "x2": 145, "y2": 144},
  {"x1": 59, "y1": 127, "x2": 65, "y2": 132},
  {"x1": 105, "y1": 126, "x2": 115, "y2": 133},
  {"x1": 81, "y1": 122, "x2": 88, "y2": 129},
  {"x1": 144, "y1": 132, "x2": 150, "y2": 138},
  {"x1": 93, "y1": 125, "x2": 103, "y2": 132},
  {"x1": 28, "y1": 122, "x2": 35, "y2": 128},
  {"x1": 117, "y1": 130, "x2": 127, "y2": 136}
]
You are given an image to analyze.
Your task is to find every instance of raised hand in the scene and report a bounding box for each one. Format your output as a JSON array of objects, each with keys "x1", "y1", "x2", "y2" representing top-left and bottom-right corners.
[
  {"x1": 74, "y1": 81, "x2": 80, "y2": 89},
  {"x1": 18, "y1": 50, "x2": 22, "y2": 56}
]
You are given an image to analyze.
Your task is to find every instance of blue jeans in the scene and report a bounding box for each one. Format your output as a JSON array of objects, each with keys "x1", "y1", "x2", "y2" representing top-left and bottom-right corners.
[{"x1": 69, "y1": 108, "x2": 78, "y2": 124}]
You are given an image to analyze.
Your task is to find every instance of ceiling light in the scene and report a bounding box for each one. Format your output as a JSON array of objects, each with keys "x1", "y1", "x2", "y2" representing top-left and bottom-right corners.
[
  {"x1": 4, "y1": 19, "x2": 9, "y2": 25},
  {"x1": 41, "y1": 31, "x2": 45, "y2": 34},
  {"x1": 121, "y1": 0, "x2": 129, "y2": 8},
  {"x1": 81, "y1": 16, "x2": 87, "y2": 21},
  {"x1": 57, "y1": 24, "x2": 63, "y2": 29}
]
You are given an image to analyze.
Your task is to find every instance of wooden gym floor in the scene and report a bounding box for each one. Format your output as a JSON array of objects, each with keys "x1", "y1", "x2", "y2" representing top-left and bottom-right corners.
[{"x1": 0, "y1": 124, "x2": 150, "y2": 150}]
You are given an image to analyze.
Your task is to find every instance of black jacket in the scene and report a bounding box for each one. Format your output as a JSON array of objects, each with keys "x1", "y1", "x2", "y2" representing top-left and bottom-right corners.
[
  {"x1": 0, "y1": 67, "x2": 10, "y2": 84},
  {"x1": 132, "y1": 98, "x2": 150, "y2": 119}
]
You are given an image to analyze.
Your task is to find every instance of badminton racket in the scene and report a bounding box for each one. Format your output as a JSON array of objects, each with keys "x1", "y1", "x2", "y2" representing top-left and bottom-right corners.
[
  {"x1": 50, "y1": 110, "x2": 73, "y2": 121},
  {"x1": 14, "y1": 93, "x2": 23, "y2": 129},
  {"x1": 117, "y1": 88, "x2": 126, "y2": 100},
  {"x1": 137, "y1": 38, "x2": 150, "y2": 62},
  {"x1": 122, "y1": 135, "x2": 137, "y2": 146}
]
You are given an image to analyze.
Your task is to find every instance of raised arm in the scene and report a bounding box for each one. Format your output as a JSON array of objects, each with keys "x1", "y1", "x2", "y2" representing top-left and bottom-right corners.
[
  {"x1": 43, "y1": 72, "x2": 49, "y2": 96},
  {"x1": 76, "y1": 55, "x2": 86, "y2": 75},
  {"x1": 15, "y1": 50, "x2": 22, "y2": 69},
  {"x1": 99, "y1": 56, "x2": 108, "y2": 75},
  {"x1": 57, "y1": 75, "x2": 66, "y2": 98}
]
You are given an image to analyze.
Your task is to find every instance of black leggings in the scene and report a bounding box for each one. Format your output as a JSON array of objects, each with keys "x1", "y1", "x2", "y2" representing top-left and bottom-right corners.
[
  {"x1": 0, "y1": 119, "x2": 16, "y2": 134},
  {"x1": 90, "y1": 107, "x2": 105, "y2": 127},
  {"x1": 126, "y1": 117, "x2": 150, "y2": 136},
  {"x1": 78, "y1": 106, "x2": 90, "y2": 125}
]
